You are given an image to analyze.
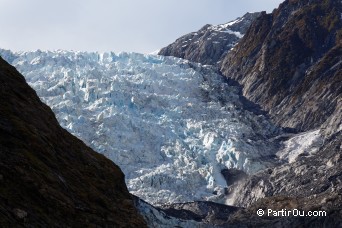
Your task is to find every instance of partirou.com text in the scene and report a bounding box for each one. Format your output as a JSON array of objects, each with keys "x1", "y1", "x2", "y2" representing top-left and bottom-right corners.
[{"x1": 257, "y1": 208, "x2": 327, "y2": 217}]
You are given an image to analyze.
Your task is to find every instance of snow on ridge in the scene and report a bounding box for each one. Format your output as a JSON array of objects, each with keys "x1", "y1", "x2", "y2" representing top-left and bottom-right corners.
[
  {"x1": 0, "y1": 49, "x2": 281, "y2": 205},
  {"x1": 208, "y1": 13, "x2": 250, "y2": 38},
  {"x1": 222, "y1": 17, "x2": 244, "y2": 27},
  {"x1": 209, "y1": 24, "x2": 243, "y2": 38},
  {"x1": 222, "y1": 29, "x2": 244, "y2": 38}
]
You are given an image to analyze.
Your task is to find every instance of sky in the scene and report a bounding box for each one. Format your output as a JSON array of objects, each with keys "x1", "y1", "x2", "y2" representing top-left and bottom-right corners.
[{"x1": 0, "y1": 0, "x2": 284, "y2": 54}]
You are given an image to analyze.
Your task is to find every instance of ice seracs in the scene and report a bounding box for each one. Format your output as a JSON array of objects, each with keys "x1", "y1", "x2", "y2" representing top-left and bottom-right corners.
[{"x1": 1, "y1": 49, "x2": 281, "y2": 205}]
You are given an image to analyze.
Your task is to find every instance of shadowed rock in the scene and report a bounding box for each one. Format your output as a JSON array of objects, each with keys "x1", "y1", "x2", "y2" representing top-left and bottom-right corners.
[{"x1": 220, "y1": 0, "x2": 342, "y2": 133}]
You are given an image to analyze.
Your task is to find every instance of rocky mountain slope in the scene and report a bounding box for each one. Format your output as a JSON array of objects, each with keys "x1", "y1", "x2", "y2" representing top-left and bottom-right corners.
[
  {"x1": 218, "y1": 0, "x2": 342, "y2": 213},
  {"x1": 159, "y1": 12, "x2": 261, "y2": 65},
  {"x1": 220, "y1": 0, "x2": 342, "y2": 133},
  {"x1": 157, "y1": 0, "x2": 342, "y2": 226},
  {"x1": 0, "y1": 57, "x2": 146, "y2": 227}
]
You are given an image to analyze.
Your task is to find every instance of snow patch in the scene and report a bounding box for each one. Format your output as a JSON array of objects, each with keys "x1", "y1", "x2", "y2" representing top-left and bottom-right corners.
[{"x1": 276, "y1": 130, "x2": 323, "y2": 163}]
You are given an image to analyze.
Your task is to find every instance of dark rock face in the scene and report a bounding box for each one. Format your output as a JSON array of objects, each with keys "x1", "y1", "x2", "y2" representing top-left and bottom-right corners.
[
  {"x1": 220, "y1": 0, "x2": 342, "y2": 132},
  {"x1": 159, "y1": 12, "x2": 261, "y2": 65},
  {"x1": 221, "y1": 168, "x2": 248, "y2": 186},
  {"x1": 133, "y1": 195, "x2": 241, "y2": 227},
  {"x1": 218, "y1": 0, "x2": 342, "y2": 225},
  {"x1": 0, "y1": 57, "x2": 146, "y2": 227},
  {"x1": 160, "y1": 201, "x2": 240, "y2": 225}
]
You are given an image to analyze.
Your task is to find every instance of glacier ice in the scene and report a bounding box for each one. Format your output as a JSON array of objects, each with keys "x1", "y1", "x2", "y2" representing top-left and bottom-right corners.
[{"x1": 1, "y1": 49, "x2": 281, "y2": 205}]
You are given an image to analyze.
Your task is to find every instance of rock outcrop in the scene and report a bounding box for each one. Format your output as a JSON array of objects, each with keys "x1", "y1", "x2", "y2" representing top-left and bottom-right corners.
[{"x1": 0, "y1": 57, "x2": 146, "y2": 227}]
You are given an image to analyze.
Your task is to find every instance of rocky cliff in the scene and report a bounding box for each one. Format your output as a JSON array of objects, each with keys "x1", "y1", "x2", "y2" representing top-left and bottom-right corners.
[
  {"x1": 159, "y1": 12, "x2": 261, "y2": 65},
  {"x1": 0, "y1": 57, "x2": 146, "y2": 227},
  {"x1": 219, "y1": 0, "x2": 342, "y2": 225},
  {"x1": 220, "y1": 0, "x2": 342, "y2": 133}
]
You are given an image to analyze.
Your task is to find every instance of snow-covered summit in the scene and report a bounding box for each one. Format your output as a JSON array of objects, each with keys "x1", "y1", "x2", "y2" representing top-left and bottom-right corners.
[{"x1": 1, "y1": 49, "x2": 280, "y2": 205}]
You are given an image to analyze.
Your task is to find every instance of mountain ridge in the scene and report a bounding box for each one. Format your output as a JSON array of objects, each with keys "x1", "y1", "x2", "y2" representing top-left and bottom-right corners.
[{"x1": 159, "y1": 12, "x2": 261, "y2": 65}]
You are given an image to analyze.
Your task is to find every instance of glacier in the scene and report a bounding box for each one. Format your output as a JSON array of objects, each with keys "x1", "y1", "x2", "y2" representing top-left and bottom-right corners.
[{"x1": 0, "y1": 49, "x2": 281, "y2": 205}]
